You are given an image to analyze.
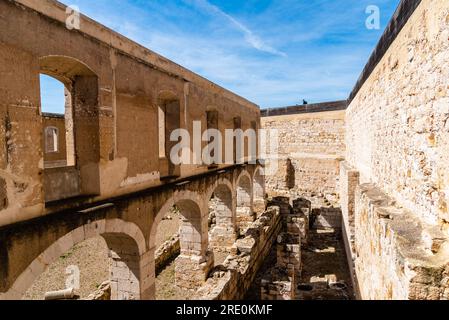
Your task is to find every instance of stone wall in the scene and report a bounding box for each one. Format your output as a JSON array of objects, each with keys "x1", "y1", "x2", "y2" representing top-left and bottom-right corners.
[
  {"x1": 340, "y1": 0, "x2": 449, "y2": 300},
  {"x1": 353, "y1": 184, "x2": 449, "y2": 300},
  {"x1": 262, "y1": 109, "x2": 345, "y2": 196},
  {"x1": 42, "y1": 114, "x2": 67, "y2": 168},
  {"x1": 155, "y1": 234, "x2": 180, "y2": 274},
  {"x1": 345, "y1": 0, "x2": 449, "y2": 227}
]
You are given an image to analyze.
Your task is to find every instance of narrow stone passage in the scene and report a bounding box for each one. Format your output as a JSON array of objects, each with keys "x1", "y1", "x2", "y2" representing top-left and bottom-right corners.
[
  {"x1": 297, "y1": 219, "x2": 354, "y2": 300},
  {"x1": 246, "y1": 196, "x2": 354, "y2": 300}
]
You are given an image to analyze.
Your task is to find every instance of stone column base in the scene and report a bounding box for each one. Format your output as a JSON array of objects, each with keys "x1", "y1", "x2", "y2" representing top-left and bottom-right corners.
[
  {"x1": 209, "y1": 226, "x2": 237, "y2": 250},
  {"x1": 237, "y1": 207, "x2": 256, "y2": 234},
  {"x1": 261, "y1": 267, "x2": 296, "y2": 300},
  {"x1": 175, "y1": 252, "x2": 214, "y2": 290},
  {"x1": 253, "y1": 199, "x2": 266, "y2": 215},
  {"x1": 277, "y1": 233, "x2": 301, "y2": 278}
]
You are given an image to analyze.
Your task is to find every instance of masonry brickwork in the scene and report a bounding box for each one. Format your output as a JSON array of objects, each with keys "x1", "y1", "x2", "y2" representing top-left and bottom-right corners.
[
  {"x1": 262, "y1": 109, "x2": 346, "y2": 196},
  {"x1": 340, "y1": 0, "x2": 449, "y2": 300}
]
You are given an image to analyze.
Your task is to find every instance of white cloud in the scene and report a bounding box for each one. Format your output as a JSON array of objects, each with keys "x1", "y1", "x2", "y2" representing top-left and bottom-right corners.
[
  {"x1": 56, "y1": 0, "x2": 397, "y2": 107},
  {"x1": 185, "y1": 0, "x2": 287, "y2": 57}
]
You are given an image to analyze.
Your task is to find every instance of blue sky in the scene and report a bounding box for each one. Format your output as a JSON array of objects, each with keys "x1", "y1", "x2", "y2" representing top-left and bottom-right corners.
[{"x1": 41, "y1": 0, "x2": 400, "y2": 113}]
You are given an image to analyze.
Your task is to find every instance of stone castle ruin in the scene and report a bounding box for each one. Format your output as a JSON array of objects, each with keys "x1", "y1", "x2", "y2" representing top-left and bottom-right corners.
[{"x1": 0, "y1": 0, "x2": 448, "y2": 300}]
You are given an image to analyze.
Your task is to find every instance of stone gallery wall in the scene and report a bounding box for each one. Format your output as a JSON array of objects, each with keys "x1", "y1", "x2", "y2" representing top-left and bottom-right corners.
[
  {"x1": 342, "y1": 0, "x2": 449, "y2": 299},
  {"x1": 262, "y1": 109, "x2": 346, "y2": 196}
]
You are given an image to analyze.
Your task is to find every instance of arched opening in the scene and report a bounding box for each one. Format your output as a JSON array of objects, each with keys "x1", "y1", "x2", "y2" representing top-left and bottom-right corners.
[
  {"x1": 236, "y1": 173, "x2": 254, "y2": 234},
  {"x1": 154, "y1": 205, "x2": 185, "y2": 300},
  {"x1": 151, "y1": 195, "x2": 213, "y2": 299},
  {"x1": 208, "y1": 183, "x2": 237, "y2": 264},
  {"x1": 158, "y1": 92, "x2": 181, "y2": 179},
  {"x1": 9, "y1": 220, "x2": 146, "y2": 300},
  {"x1": 253, "y1": 167, "x2": 266, "y2": 215},
  {"x1": 175, "y1": 199, "x2": 214, "y2": 289},
  {"x1": 39, "y1": 56, "x2": 100, "y2": 202}
]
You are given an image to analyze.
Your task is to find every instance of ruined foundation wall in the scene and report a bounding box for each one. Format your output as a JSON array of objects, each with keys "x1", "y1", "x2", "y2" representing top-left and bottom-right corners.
[
  {"x1": 343, "y1": 0, "x2": 449, "y2": 299},
  {"x1": 196, "y1": 205, "x2": 284, "y2": 300},
  {"x1": 353, "y1": 184, "x2": 449, "y2": 300},
  {"x1": 262, "y1": 110, "x2": 346, "y2": 195}
]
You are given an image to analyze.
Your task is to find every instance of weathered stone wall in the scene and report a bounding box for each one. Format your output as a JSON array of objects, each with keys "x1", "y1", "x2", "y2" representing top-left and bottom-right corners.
[
  {"x1": 42, "y1": 114, "x2": 67, "y2": 168},
  {"x1": 262, "y1": 109, "x2": 345, "y2": 196},
  {"x1": 346, "y1": 0, "x2": 449, "y2": 227},
  {"x1": 353, "y1": 184, "x2": 449, "y2": 300},
  {"x1": 341, "y1": 0, "x2": 449, "y2": 300}
]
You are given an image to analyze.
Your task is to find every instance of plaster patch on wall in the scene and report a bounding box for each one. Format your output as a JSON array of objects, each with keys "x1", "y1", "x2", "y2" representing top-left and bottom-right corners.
[
  {"x1": 99, "y1": 158, "x2": 128, "y2": 195},
  {"x1": 120, "y1": 171, "x2": 160, "y2": 188}
]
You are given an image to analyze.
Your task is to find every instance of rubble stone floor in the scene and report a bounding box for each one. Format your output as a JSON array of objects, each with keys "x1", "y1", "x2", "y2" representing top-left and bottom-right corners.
[
  {"x1": 298, "y1": 226, "x2": 354, "y2": 300},
  {"x1": 155, "y1": 249, "x2": 230, "y2": 300}
]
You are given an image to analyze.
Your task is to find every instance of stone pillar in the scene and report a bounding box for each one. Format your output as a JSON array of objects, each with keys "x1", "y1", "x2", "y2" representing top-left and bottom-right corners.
[
  {"x1": 209, "y1": 187, "x2": 237, "y2": 250},
  {"x1": 236, "y1": 180, "x2": 255, "y2": 233},
  {"x1": 175, "y1": 211, "x2": 214, "y2": 290},
  {"x1": 105, "y1": 235, "x2": 141, "y2": 300},
  {"x1": 253, "y1": 168, "x2": 266, "y2": 215},
  {"x1": 290, "y1": 198, "x2": 312, "y2": 246},
  {"x1": 175, "y1": 252, "x2": 214, "y2": 290},
  {"x1": 276, "y1": 233, "x2": 301, "y2": 278},
  {"x1": 139, "y1": 249, "x2": 155, "y2": 300}
]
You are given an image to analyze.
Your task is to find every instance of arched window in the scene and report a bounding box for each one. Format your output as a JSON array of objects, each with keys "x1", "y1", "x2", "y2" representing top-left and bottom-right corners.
[
  {"x1": 44, "y1": 127, "x2": 59, "y2": 153},
  {"x1": 39, "y1": 55, "x2": 100, "y2": 201}
]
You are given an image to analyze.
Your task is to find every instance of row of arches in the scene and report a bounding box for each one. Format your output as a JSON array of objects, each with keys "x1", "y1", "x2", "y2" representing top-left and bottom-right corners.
[{"x1": 3, "y1": 167, "x2": 265, "y2": 300}]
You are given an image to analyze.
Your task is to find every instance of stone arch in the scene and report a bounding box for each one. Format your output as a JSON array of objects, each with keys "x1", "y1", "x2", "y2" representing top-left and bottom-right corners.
[
  {"x1": 205, "y1": 178, "x2": 234, "y2": 205},
  {"x1": 206, "y1": 179, "x2": 237, "y2": 250},
  {"x1": 150, "y1": 191, "x2": 213, "y2": 290},
  {"x1": 235, "y1": 170, "x2": 254, "y2": 233},
  {"x1": 253, "y1": 166, "x2": 266, "y2": 215},
  {"x1": 3, "y1": 219, "x2": 147, "y2": 300},
  {"x1": 150, "y1": 190, "x2": 205, "y2": 250},
  {"x1": 39, "y1": 55, "x2": 100, "y2": 200}
]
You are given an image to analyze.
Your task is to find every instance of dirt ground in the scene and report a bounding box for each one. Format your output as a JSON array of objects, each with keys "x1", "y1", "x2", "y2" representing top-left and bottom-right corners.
[
  {"x1": 155, "y1": 260, "x2": 193, "y2": 300},
  {"x1": 23, "y1": 237, "x2": 110, "y2": 300},
  {"x1": 298, "y1": 226, "x2": 354, "y2": 300}
]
